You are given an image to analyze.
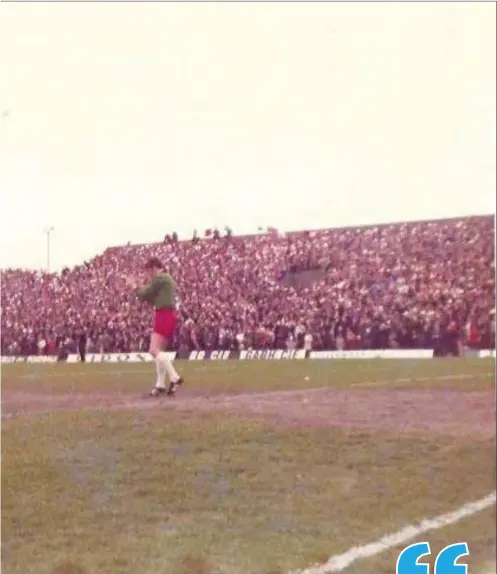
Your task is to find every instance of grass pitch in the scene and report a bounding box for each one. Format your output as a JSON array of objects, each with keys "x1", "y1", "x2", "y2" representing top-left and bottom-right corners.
[{"x1": 1, "y1": 359, "x2": 495, "y2": 574}]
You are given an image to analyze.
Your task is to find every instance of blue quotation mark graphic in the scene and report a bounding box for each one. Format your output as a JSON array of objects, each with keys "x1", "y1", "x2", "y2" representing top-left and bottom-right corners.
[{"x1": 397, "y1": 542, "x2": 469, "y2": 574}]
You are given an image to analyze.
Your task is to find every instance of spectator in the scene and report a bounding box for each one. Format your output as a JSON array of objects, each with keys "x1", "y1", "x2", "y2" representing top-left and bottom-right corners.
[{"x1": 1, "y1": 215, "x2": 494, "y2": 355}]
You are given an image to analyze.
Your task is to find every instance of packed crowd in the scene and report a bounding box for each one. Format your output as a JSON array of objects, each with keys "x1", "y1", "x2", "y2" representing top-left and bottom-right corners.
[{"x1": 1, "y1": 215, "x2": 495, "y2": 356}]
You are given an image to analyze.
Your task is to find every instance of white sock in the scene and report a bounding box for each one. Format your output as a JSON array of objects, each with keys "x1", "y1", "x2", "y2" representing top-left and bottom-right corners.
[
  {"x1": 158, "y1": 351, "x2": 179, "y2": 382},
  {"x1": 155, "y1": 356, "x2": 166, "y2": 388}
]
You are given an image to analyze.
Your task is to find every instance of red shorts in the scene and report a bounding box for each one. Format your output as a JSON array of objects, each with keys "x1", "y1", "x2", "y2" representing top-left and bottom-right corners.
[{"x1": 153, "y1": 308, "x2": 177, "y2": 339}]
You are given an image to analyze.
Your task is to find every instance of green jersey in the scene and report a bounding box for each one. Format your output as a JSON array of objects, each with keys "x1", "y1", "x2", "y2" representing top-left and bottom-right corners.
[{"x1": 135, "y1": 273, "x2": 176, "y2": 309}]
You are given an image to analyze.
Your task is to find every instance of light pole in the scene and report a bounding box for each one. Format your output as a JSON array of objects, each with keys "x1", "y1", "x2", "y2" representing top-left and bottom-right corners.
[{"x1": 44, "y1": 227, "x2": 54, "y2": 272}]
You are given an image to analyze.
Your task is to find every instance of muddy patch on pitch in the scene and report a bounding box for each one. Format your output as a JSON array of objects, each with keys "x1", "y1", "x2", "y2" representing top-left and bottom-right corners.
[
  {"x1": 2, "y1": 386, "x2": 495, "y2": 440},
  {"x1": 169, "y1": 388, "x2": 496, "y2": 440}
]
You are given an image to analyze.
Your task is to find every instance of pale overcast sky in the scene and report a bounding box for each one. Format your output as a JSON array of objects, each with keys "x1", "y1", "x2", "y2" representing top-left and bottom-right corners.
[{"x1": 0, "y1": 2, "x2": 495, "y2": 271}]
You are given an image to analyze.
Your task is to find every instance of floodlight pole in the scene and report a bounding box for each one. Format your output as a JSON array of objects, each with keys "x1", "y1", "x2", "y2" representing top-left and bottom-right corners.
[{"x1": 44, "y1": 227, "x2": 54, "y2": 272}]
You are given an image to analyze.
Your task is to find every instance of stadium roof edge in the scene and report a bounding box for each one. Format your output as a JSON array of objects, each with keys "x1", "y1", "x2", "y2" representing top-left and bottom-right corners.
[{"x1": 106, "y1": 213, "x2": 494, "y2": 251}]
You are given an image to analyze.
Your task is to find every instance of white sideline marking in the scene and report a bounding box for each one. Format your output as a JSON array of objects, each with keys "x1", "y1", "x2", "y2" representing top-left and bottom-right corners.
[{"x1": 291, "y1": 492, "x2": 496, "y2": 574}]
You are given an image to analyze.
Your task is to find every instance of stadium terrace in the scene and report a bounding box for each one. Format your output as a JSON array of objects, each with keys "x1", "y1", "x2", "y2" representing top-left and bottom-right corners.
[{"x1": 1, "y1": 215, "x2": 494, "y2": 357}]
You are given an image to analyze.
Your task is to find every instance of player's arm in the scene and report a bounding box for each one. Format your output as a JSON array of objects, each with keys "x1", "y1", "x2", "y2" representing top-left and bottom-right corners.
[{"x1": 134, "y1": 276, "x2": 160, "y2": 302}]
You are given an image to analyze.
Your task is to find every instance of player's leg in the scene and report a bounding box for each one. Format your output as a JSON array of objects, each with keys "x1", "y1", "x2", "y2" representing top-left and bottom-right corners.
[
  {"x1": 152, "y1": 336, "x2": 183, "y2": 396},
  {"x1": 149, "y1": 310, "x2": 182, "y2": 397},
  {"x1": 149, "y1": 332, "x2": 168, "y2": 395},
  {"x1": 159, "y1": 310, "x2": 183, "y2": 395}
]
